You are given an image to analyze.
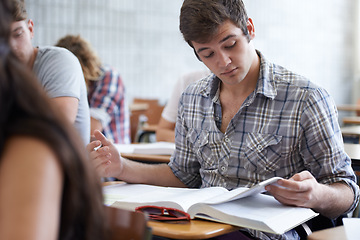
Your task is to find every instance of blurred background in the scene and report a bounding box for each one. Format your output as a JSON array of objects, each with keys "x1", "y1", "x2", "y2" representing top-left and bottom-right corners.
[{"x1": 26, "y1": 0, "x2": 359, "y2": 112}]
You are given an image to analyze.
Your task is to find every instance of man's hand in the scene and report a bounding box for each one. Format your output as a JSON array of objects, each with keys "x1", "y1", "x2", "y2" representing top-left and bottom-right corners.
[
  {"x1": 86, "y1": 130, "x2": 122, "y2": 178},
  {"x1": 265, "y1": 170, "x2": 354, "y2": 218},
  {"x1": 265, "y1": 171, "x2": 321, "y2": 209}
]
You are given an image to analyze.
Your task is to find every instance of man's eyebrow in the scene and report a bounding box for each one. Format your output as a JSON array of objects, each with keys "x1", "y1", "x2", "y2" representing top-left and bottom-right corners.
[
  {"x1": 197, "y1": 47, "x2": 209, "y2": 54},
  {"x1": 196, "y1": 34, "x2": 237, "y2": 54},
  {"x1": 219, "y1": 34, "x2": 236, "y2": 44}
]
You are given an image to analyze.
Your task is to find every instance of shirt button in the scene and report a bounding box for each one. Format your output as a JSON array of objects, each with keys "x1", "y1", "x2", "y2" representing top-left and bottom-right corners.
[
  {"x1": 257, "y1": 145, "x2": 263, "y2": 151},
  {"x1": 221, "y1": 166, "x2": 226, "y2": 171},
  {"x1": 224, "y1": 137, "x2": 230, "y2": 143}
]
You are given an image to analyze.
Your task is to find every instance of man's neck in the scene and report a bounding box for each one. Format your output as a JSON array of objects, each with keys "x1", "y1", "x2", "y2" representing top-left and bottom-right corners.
[{"x1": 27, "y1": 47, "x2": 38, "y2": 69}]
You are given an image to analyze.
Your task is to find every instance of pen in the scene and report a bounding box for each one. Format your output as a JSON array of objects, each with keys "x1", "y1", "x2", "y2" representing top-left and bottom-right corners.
[{"x1": 93, "y1": 143, "x2": 102, "y2": 151}]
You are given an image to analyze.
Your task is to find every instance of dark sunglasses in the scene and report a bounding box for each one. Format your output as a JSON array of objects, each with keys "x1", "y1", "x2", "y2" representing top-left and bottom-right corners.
[{"x1": 135, "y1": 205, "x2": 191, "y2": 221}]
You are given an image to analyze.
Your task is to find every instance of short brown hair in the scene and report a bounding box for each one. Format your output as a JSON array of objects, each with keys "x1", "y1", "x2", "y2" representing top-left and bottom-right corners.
[
  {"x1": 179, "y1": 0, "x2": 249, "y2": 46},
  {"x1": 56, "y1": 35, "x2": 102, "y2": 82},
  {"x1": 11, "y1": 0, "x2": 27, "y2": 21}
]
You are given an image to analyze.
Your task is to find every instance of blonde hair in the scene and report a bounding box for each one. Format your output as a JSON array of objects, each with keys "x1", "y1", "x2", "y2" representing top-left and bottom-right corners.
[{"x1": 56, "y1": 35, "x2": 102, "y2": 82}]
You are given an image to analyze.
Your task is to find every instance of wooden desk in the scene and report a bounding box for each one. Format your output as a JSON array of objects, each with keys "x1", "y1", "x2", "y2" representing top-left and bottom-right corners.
[
  {"x1": 102, "y1": 182, "x2": 240, "y2": 239},
  {"x1": 121, "y1": 152, "x2": 170, "y2": 163},
  {"x1": 115, "y1": 143, "x2": 172, "y2": 163},
  {"x1": 342, "y1": 126, "x2": 360, "y2": 144},
  {"x1": 343, "y1": 116, "x2": 360, "y2": 125},
  {"x1": 342, "y1": 126, "x2": 360, "y2": 136},
  {"x1": 337, "y1": 104, "x2": 360, "y2": 112},
  {"x1": 148, "y1": 219, "x2": 240, "y2": 239},
  {"x1": 344, "y1": 143, "x2": 360, "y2": 162},
  {"x1": 307, "y1": 225, "x2": 346, "y2": 240}
]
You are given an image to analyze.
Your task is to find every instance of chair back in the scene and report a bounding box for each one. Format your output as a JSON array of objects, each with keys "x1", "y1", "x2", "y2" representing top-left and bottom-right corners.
[{"x1": 130, "y1": 98, "x2": 164, "y2": 142}]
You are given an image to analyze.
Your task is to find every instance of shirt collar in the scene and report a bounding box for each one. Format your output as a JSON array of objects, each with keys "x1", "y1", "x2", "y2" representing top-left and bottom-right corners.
[{"x1": 255, "y1": 50, "x2": 277, "y2": 100}]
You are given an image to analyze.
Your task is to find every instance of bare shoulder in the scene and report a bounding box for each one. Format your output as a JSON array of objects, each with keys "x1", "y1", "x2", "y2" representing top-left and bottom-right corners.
[
  {"x1": 0, "y1": 136, "x2": 62, "y2": 178},
  {"x1": 0, "y1": 136, "x2": 63, "y2": 240}
]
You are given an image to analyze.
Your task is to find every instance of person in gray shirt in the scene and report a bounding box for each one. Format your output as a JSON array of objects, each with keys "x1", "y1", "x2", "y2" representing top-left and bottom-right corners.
[{"x1": 9, "y1": 0, "x2": 90, "y2": 144}]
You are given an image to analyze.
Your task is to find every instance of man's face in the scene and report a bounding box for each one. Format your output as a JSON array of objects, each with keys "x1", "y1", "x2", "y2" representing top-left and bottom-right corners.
[
  {"x1": 9, "y1": 20, "x2": 34, "y2": 65},
  {"x1": 191, "y1": 20, "x2": 255, "y2": 86}
]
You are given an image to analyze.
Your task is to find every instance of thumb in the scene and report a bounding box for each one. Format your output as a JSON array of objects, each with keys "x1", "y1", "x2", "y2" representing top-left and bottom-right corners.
[{"x1": 93, "y1": 130, "x2": 111, "y2": 146}]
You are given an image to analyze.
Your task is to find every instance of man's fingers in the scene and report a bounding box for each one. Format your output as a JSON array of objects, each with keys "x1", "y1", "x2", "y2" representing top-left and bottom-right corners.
[
  {"x1": 94, "y1": 130, "x2": 110, "y2": 145},
  {"x1": 289, "y1": 170, "x2": 312, "y2": 181},
  {"x1": 86, "y1": 140, "x2": 102, "y2": 152}
]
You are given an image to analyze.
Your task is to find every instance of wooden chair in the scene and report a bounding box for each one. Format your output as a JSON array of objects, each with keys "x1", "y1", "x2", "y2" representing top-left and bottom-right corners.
[
  {"x1": 338, "y1": 99, "x2": 360, "y2": 125},
  {"x1": 130, "y1": 98, "x2": 164, "y2": 143},
  {"x1": 105, "y1": 206, "x2": 152, "y2": 240},
  {"x1": 132, "y1": 98, "x2": 164, "y2": 125}
]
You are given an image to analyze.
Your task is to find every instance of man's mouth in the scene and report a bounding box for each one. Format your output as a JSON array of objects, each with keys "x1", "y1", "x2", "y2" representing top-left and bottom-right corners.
[{"x1": 221, "y1": 67, "x2": 238, "y2": 76}]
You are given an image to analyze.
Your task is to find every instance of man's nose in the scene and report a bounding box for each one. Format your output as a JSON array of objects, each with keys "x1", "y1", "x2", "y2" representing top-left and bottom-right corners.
[{"x1": 217, "y1": 51, "x2": 231, "y2": 68}]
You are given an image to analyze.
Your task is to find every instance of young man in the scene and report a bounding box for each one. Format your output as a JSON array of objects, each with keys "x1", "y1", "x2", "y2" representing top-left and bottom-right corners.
[
  {"x1": 56, "y1": 35, "x2": 131, "y2": 144},
  {"x1": 88, "y1": 0, "x2": 359, "y2": 239},
  {"x1": 9, "y1": 0, "x2": 90, "y2": 144}
]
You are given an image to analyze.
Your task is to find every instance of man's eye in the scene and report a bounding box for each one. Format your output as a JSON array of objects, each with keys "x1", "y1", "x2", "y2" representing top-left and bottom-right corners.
[
  {"x1": 225, "y1": 42, "x2": 236, "y2": 49},
  {"x1": 14, "y1": 31, "x2": 23, "y2": 38},
  {"x1": 204, "y1": 52, "x2": 214, "y2": 58}
]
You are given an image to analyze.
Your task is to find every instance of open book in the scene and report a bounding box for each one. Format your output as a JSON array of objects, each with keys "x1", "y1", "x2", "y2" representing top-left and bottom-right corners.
[
  {"x1": 103, "y1": 177, "x2": 318, "y2": 235},
  {"x1": 114, "y1": 142, "x2": 175, "y2": 155}
]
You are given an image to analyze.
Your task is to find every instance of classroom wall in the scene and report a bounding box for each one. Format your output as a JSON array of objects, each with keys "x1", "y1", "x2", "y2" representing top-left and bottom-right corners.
[{"x1": 26, "y1": 0, "x2": 358, "y2": 106}]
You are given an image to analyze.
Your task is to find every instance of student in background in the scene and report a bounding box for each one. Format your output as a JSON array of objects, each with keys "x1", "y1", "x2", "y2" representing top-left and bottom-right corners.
[
  {"x1": 0, "y1": 0, "x2": 105, "y2": 239},
  {"x1": 156, "y1": 70, "x2": 210, "y2": 142},
  {"x1": 88, "y1": 0, "x2": 359, "y2": 239},
  {"x1": 9, "y1": 0, "x2": 90, "y2": 144},
  {"x1": 56, "y1": 35, "x2": 131, "y2": 144}
]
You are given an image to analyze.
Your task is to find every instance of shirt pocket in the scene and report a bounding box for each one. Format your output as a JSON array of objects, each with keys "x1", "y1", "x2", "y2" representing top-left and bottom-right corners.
[
  {"x1": 187, "y1": 128, "x2": 217, "y2": 168},
  {"x1": 240, "y1": 133, "x2": 283, "y2": 175}
]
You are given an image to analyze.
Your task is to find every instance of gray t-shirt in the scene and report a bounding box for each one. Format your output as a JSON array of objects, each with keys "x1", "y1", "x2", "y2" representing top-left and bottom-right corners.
[{"x1": 33, "y1": 46, "x2": 90, "y2": 144}]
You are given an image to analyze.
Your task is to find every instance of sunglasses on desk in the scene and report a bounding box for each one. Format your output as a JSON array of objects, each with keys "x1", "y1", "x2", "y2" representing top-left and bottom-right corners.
[{"x1": 135, "y1": 205, "x2": 191, "y2": 221}]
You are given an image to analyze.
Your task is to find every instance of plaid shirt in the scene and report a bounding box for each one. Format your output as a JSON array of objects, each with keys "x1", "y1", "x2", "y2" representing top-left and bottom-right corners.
[
  {"x1": 169, "y1": 51, "x2": 359, "y2": 239},
  {"x1": 87, "y1": 66, "x2": 130, "y2": 144}
]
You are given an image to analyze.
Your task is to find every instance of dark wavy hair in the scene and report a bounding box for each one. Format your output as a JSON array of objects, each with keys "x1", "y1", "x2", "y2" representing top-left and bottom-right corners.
[
  {"x1": 1, "y1": 0, "x2": 106, "y2": 239},
  {"x1": 180, "y1": 0, "x2": 250, "y2": 46}
]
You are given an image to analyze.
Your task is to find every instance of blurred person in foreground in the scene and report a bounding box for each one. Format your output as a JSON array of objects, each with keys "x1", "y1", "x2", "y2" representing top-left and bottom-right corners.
[{"x1": 0, "y1": 1, "x2": 106, "y2": 239}]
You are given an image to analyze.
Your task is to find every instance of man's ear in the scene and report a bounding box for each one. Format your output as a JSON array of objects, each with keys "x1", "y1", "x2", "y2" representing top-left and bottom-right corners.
[
  {"x1": 246, "y1": 18, "x2": 255, "y2": 41},
  {"x1": 27, "y1": 19, "x2": 35, "y2": 39},
  {"x1": 193, "y1": 48, "x2": 202, "y2": 62}
]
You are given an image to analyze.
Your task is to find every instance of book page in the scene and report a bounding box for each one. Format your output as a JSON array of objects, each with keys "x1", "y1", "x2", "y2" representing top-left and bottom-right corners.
[
  {"x1": 103, "y1": 183, "x2": 160, "y2": 205},
  {"x1": 202, "y1": 177, "x2": 283, "y2": 204},
  {"x1": 103, "y1": 183, "x2": 229, "y2": 212}
]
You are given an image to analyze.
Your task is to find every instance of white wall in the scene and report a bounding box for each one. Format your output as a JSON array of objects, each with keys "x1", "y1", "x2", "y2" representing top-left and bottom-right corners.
[
  {"x1": 244, "y1": 0, "x2": 357, "y2": 105},
  {"x1": 26, "y1": 0, "x2": 358, "y2": 106}
]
